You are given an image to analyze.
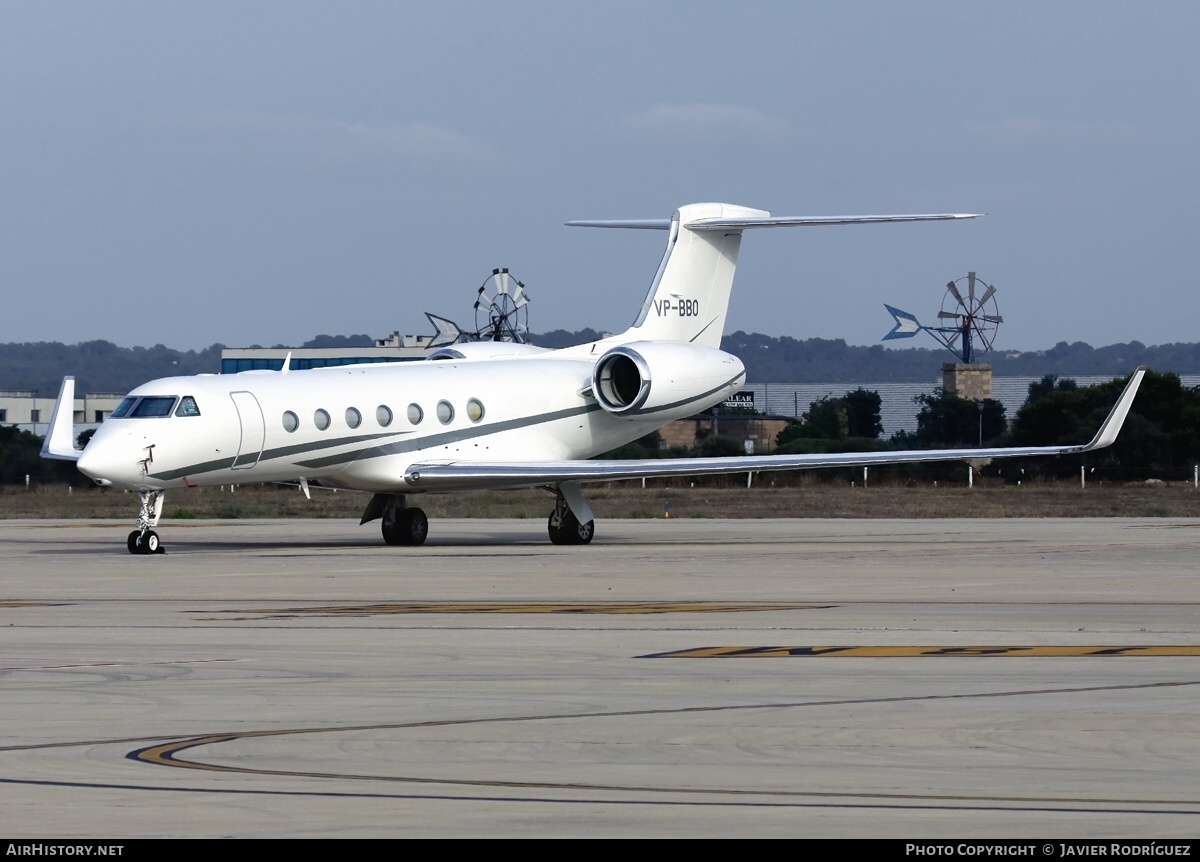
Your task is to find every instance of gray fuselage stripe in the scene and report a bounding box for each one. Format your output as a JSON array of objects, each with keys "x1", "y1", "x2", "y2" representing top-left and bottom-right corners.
[
  {"x1": 295, "y1": 403, "x2": 602, "y2": 469},
  {"x1": 147, "y1": 371, "x2": 736, "y2": 481},
  {"x1": 625, "y1": 371, "x2": 745, "y2": 417},
  {"x1": 149, "y1": 431, "x2": 405, "y2": 481},
  {"x1": 150, "y1": 403, "x2": 603, "y2": 479}
]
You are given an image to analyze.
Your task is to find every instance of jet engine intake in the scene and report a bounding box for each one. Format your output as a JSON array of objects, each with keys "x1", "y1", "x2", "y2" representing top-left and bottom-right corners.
[{"x1": 591, "y1": 342, "x2": 744, "y2": 419}]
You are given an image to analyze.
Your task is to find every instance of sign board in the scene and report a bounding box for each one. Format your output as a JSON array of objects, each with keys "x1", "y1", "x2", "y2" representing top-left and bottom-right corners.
[{"x1": 722, "y1": 392, "x2": 755, "y2": 410}]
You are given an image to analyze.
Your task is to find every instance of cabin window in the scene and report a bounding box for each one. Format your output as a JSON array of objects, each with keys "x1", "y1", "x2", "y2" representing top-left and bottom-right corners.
[
  {"x1": 111, "y1": 397, "x2": 137, "y2": 418},
  {"x1": 345, "y1": 407, "x2": 362, "y2": 429},
  {"x1": 436, "y1": 400, "x2": 454, "y2": 424},
  {"x1": 131, "y1": 397, "x2": 177, "y2": 418},
  {"x1": 407, "y1": 403, "x2": 423, "y2": 425},
  {"x1": 466, "y1": 398, "x2": 485, "y2": 423},
  {"x1": 282, "y1": 411, "x2": 299, "y2": 433},
  {"x1": 314, "y1": 409, "x2": 331, "y2": 431},
  {"x1": 376, "y1": 405, "x2": 393, "y2": 427},
  {"x1": 175, "y1": 396, "x2": 201, "y2": 417}
]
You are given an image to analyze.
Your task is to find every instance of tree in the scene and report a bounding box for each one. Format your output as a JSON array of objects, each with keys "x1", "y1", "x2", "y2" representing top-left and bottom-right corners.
[
  {"x1": 0, "y1": 427, "x2": 78, "y2": 484},
  {"x1": 908, "y1": 390, "x2": 1006, "y2": 448},
  {"x1": 776, "y1": 389, "x2": 886, "y2": 453},
  {"x1": 776, "y1": 395, "x2": 846, "y2": 447},
  {"x1": 1010, "y1": 370, "x2": 1200, "y2": 477},
  {"x1": 844, "y1": 387, "x2": 883, "y2": 439}
]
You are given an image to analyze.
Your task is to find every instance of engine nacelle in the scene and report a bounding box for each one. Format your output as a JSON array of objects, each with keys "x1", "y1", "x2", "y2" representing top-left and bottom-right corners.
[{"x1": 591, "y1": 341, "x2": 745, "y2": 420}]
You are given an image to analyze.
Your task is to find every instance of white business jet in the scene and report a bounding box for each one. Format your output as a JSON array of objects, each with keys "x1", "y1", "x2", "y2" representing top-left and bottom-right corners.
[{"x1": 41, "y1": 202, "x2": 1146, "y2": 554}]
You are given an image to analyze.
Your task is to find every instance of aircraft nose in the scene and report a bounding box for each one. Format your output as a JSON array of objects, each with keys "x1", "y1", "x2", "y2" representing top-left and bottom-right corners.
[{"x1": 77, "y1": 435, "x2": 135, "y2": 487}]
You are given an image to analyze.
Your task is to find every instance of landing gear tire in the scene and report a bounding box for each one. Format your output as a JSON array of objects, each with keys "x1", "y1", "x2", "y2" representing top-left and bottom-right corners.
[
  {"x1": 548, "y1": 509, "x2": 594, "y2": 545},
  {"x1": 382, "y1": 507, "x2": 429, "y2": 546},
  {"x1": 132, "y1": 530, "x2": 162, "y2": 555},
  {"x1": 128, "y1": 490, "x2": 165, "y2": 555}
]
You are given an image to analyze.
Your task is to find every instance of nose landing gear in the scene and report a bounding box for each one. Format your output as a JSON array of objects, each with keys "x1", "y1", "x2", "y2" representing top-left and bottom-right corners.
[{"x1": 128, "y1": 490, "x2": 166, "y2": 555}]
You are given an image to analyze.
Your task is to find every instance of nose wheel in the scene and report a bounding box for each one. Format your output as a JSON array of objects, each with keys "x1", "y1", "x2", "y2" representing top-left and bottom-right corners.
[
  {"x1": 128, "y1": 529, "x2": 163, "y2": 555},
  {"x1": 127, "y1": 490, "x2": 166, "y2": 555}
]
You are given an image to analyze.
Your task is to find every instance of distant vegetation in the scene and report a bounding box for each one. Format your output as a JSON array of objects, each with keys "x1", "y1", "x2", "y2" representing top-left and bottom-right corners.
[
  {"x1": 0, "y1": 335, "x2": 372, "y2": 397},
  {"x1": 3, "y1": 331, "x2": 1200, "y2": 395},
  {"x1": 716, "y1": 332, "x2": 1200, "y2": 384},
  {"x1": 764, "y1": 370, "x2": 1200, "y2": 483}
]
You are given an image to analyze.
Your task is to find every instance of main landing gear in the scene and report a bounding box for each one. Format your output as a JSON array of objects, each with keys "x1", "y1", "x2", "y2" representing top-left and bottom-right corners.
[
  {"x1": 380, "y1": 495, "x2": 429, "y2": 546},
  {"x1": 128, "y1": 490, "x2": 166, "y2": 555},
  {"x1": 547, "y1": 489, "x2": 594, "y2": 545},
  {"x1": 362, "y1": 486, "x2": 594, "y2": 547}
]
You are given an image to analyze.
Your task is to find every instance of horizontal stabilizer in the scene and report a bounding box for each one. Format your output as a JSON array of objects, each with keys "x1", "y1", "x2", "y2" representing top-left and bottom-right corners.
[
  {"x1": 684, "y1": 213, "x2": 981, "y2": 230},
  {"x1": 567, "y1": 212, "x2": 981, "y2": 231}
]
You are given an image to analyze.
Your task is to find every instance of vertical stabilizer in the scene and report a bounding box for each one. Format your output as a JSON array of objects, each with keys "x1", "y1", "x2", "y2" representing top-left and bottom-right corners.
[
  {"x1": 622, "y1": 203, "x2": 768, "y2": 347},
  {"x1": 566, "y1": 202, "x2": 980, "y2": 348}
]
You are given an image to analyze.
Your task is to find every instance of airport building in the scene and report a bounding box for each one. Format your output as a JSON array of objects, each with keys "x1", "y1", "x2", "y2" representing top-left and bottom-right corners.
[
  {"x1": 219, "y1": 332, "x2": 434, "y2": 373},
  {"x1": 0, "y1": 390, "x2": 125, "y2": 437}
]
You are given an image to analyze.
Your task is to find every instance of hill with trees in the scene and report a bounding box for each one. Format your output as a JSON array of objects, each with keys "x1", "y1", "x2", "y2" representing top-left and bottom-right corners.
[{"x1": 2, "y1": 331, "x2": 1200, "y2": 396}]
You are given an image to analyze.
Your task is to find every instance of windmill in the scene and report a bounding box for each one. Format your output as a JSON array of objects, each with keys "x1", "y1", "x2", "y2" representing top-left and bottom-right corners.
[
  {"x1": 473, "y1": 268, "x2": 530, "y2": 342},
  {"x1": 882, "y1": 272, "x2": 1002, "y2": 363},
  {"x1": 423, "y1": 268, "x2": 532, "y2": 348}
]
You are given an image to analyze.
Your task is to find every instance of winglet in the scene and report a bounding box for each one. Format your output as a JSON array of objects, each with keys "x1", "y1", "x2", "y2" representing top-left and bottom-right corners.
[
  {"x1": 40, "y1": 376, "x2": 82, "y2": 462},
  {"x1": 1079, "y1": 366, "x2": 1147, "y2": 452}
]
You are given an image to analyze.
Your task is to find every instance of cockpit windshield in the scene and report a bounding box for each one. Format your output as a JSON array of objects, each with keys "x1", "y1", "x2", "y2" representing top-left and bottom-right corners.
[
  {"x1": 129, "y1": 397, "x2": 178, "y2": 418},
  {"x1": 110, "y1": 397, "x2": 138, "y2": 418},
  {"x1": 109, "y1": 395, "x2": 199, "y2": 418},
  {"x1": 175, "y1": 396, "x2": 201, "y2": 417}
]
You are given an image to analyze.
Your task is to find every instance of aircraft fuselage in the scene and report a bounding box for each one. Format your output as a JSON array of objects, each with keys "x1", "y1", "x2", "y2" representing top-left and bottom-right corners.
[{"x1": 76, "y1": 348, "x2": 746, "y2": 495}]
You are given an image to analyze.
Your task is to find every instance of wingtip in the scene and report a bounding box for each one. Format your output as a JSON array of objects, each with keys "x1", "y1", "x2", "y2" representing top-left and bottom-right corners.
[
  {"x1": 1081, "y1": 367, "x2": 1146, "y2": 452},
  {"x1": 40, "y1": 375, "x2": 81, "y2": 462}
]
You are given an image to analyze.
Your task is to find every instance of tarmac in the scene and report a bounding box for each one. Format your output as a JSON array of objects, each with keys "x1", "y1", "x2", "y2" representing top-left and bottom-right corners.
[{"x1": 2, "y1": 516, "x2": 1198, "y2": 838}]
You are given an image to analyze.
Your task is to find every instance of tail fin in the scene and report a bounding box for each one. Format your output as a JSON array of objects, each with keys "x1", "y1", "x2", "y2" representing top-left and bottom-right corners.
[{"x1": 568, "y1": 203, "x2": 979, "y2": 349}]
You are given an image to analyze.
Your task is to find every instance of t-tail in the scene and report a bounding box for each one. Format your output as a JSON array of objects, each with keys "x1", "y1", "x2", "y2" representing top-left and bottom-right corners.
[{"x1": 568, "y1": 203, "x2": 981, "y2": 349}]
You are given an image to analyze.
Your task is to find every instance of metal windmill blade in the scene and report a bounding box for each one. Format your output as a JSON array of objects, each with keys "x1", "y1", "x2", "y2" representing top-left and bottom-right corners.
[
  {"x1": 474, "y1": 268, "x2": 531, "y2": 342},
  {"x1": 932, "y1": 272, "x2": 1002, "y2": 363}
]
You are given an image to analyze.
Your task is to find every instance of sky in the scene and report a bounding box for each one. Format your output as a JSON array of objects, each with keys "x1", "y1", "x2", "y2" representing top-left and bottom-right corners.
[{"x1": 1, "y1": 2, "x2": 1197, "y2": 353}]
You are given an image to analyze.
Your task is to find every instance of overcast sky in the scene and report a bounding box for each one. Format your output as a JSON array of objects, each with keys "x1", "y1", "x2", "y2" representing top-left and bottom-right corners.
[{"x1": 1, "y1": 2, "x2": 1196, "y2": 353}]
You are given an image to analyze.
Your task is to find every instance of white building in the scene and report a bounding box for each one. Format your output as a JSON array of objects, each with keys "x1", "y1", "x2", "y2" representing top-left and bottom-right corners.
[{"x1": 0, "y1": 390, "x2": 125, "y2": 436}]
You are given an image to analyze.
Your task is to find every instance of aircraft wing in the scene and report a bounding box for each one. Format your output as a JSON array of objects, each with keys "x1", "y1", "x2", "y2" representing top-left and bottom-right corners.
[
  {"x1": 40, "y1": 376, "x2": 83, "y2": 462},
  {"x1": 404, "y1": 367, "x2": 1146, "y2": 492}
]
